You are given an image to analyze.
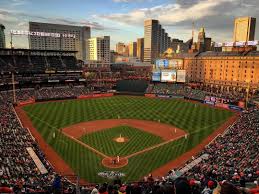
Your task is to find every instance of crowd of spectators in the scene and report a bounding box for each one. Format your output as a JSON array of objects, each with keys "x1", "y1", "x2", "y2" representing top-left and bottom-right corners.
[
  {"x1": 199, "y1": 85, "x2": 248, "y2": 101},
  {"x1": 148, "y1": 83, "x2": 253, "y2": 102},
  {"x1": 0, "y1": 84, "x2": 115, "y2": 102},
  {"x1": 77, "y1": 176, "x2": 259, "y2": 194},
  {"x1": 149, "y1": 83, "x2": 206, "y2": 101},
  {"x1": 0, "y1": 93, "x2": 77, "y2": 193},
  {"x1": 176, "y1": 108, "x2": 259, "y2": 193},
  {"x1": 0, "y1": 84, "x2": 258, "y2": 193},
  {"x1": 35, "y1": 86, "x2": 92, "y2": 100}
]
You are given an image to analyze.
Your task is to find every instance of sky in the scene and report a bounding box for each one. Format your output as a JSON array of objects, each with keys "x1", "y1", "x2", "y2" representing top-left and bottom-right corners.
[{"x1": 0, "y1": 0, "x2": 258, "y2": 50}]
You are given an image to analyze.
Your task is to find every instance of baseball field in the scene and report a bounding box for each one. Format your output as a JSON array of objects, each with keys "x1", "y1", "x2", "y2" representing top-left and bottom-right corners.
[{"x1": 19, "y1": 96, "x2": 235, "y2": 183}]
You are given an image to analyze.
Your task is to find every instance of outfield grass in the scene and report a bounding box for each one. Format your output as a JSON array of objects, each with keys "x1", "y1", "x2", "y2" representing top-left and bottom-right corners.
[
  {"x1": 23, "y1": 96, "x2": 234, "y2": 182},
  {"x1": 80, "y1": 125, "x2": 163, "y2": 156}
]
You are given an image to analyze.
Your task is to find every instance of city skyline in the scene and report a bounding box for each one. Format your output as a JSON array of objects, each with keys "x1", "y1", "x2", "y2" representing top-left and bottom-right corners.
[{"x1": 0, "y1": 0, "x2": 259, "y2": 50}]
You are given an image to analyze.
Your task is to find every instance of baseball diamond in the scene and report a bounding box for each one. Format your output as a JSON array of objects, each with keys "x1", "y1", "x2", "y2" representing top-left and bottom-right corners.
[{"x1": 16, "y1": 95, "x2": 235, "y2": 183}]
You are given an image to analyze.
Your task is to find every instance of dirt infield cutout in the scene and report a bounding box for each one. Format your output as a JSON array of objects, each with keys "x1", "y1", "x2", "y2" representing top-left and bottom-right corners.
[
  {"x1": 61, "y1": 119, "x2": 187, "y2": 168},
  {"x1": 102, "y1": 157, "x2": 128, "y2": 168},
  {"x1": 113, "y1": 135, "x2": 129, "y2": 143},
  {"x1": 62, "y1": 119, "x2": 186, "y2": 141}
]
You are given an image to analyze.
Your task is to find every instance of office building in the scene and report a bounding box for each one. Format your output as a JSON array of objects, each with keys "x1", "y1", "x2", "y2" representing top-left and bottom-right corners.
[
  {"x1": 166, "y1": 32, "x2": 170, "y2": 53},
  {"x1": 196, "y1": 27, "x2": 211, "y2": 52},
  {"x1": 88, "y1": 36, "x2": 110, "y2": 63},
  {"x1": 116, "y1": 42, "x2": 128, "y2": 56},
  {"x1": 160, "y1": 28, "x2": 165, "y2": 54},
  {"x1": 233, "y1": 17, "x2": 256, "y2": 42},
  {"x1": 0, "y1": 24, "x2": 6, "y2": 48},
  {"x1": 160, "y1": 50, "x2": 259, "y2": 90},
  {"x1": 182, "y1": 51, "x2": 259, "y2": 90},
  {"x1": 171, "y1": 38, "x2": 192, "y2": 53},
  {"x1": 129, "y1": 42, "x2": 137, "y2": 57},
  {"x1": 29, "y1": 22, "x2": 91, "y2": 60},
  {"x1": 144, "y1": 19, "x2": 172, "y2": 63},
  {"x1": 110, "y1": 50, "x2": 116, "y2": 63},
  {"x1": 190, "y1": 27, "x2": 211, "y2": 52},
  {"x1": 137, "y1": 38, "x2": 144, "y2": 62}
]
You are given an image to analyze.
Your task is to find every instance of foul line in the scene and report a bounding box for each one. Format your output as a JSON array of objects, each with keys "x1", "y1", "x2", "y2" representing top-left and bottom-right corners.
[
  {"x1": 23, "y1": 111, "x2": 189, "y2": 160},
  {"x1": 126, "y1": 133, "x2": 187, "y2": 159},
  {"x1": 23, "y1": 111, "x2": 109, "y2": 158},
  {"x1": 63, "y1": 131, "x2": 188, "y2": 160},
  {"x1": 63, "y1": 132, "x2": 109, "y2": 158}
]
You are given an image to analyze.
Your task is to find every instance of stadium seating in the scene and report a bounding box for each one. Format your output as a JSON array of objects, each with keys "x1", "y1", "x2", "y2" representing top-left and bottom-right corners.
[
  {"x1": 62, "y1": 56, "x2": 80, "y2": 70},
  {"x1": 47, "y1": 56, "x2": 64, "y2": 70},
  {"x1": 182, "y1": 108, "x2": 259, "y2": 184},
  {"x1": 30, "y1": 56, "x2": 47, "y2": 71},
  {"x1": 0, "y1": 92, "x2": 80, "y2": 193},
  {"x1": 0, "y1": 53, "x2": 80, "y2": 73},
  {"x1": 0, "y1": 55, "x2": 15, "y2": 71},
  {"x1": 148, "y1": 83, "x2": 247, "y2": 102}
]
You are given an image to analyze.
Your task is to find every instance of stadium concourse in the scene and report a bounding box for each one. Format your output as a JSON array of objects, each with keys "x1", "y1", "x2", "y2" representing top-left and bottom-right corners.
[{"x1": 0, "y1": 85, "x2": 258, "y2": 194}]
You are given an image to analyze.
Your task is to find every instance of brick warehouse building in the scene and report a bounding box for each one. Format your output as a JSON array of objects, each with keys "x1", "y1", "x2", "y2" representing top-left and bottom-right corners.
[{"x1": 162, "y1": 50, "x2": 259, "y2": 92}]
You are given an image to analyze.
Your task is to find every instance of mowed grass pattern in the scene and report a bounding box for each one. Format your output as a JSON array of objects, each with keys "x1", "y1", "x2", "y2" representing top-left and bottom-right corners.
[
  {"x1": 23, "y1": 96, "x2": 234, "y2": 182},
  {"x1": 80, "y1": 125, "x2": 163, "y2": 156}
]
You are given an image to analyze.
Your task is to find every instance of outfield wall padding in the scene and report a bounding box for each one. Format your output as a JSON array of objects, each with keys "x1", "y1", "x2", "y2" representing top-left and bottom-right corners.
[
  {"x1": 116, "y1": 80, "x2": 148, "y2": 93},
  {"x1": 36, "y1": 96, "x2": 76, "y2": 102},
  {"x1": 78, "y1": 93, "x2": 113, "y2": 99}
]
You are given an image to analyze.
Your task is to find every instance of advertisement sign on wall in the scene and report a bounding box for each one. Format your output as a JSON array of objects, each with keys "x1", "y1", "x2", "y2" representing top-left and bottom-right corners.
[
  {"x1": 177, "y1": 70, "x2": 186, "y2": 82},
  {"x1": 152, "y1": 71, "x2": 161, "y2": 81},
  {"x1": 228, "y1": 105, "x2": 243, "y2": 111},
  {"x1": 161, "y1": 70, "x2": 177, "y2": 82},
  {"x1": 204, "y1": 100, "x2": 215, "y2": 106},
  {"x1": 168, "y1": 59, "x2": 184, "y2": 69}
]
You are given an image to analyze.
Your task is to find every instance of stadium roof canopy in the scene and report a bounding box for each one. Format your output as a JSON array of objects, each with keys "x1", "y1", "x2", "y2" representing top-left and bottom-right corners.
[{"x1": 0, "y1": 48, "x2": 78, "y2": 53}]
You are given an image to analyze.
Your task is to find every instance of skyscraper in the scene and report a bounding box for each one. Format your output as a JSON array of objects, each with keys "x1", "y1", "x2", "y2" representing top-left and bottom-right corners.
[
  {"x1": 144, "y1": 19, "x2": 172, "y2": 63},
  {"x1": 233, "y1": 17, "x2": 256, "y2": 42},
  {"x1": 29, "y1": 22, "x2": 91, "y2": 60},
  {"x1": 116, "y1": 42, "x2": 128, "y2": 56},
  {"x1": 137, "y1": 38, "x2": 144, "y2": 62},
  {"x1": 0, "y1": 24, "x2": 6, "y2": 48},
  {"x1": 129, "y1": 42, "x2": 137, "y2": 57},
  {"x1": 196, "y1": 27, "x2": 211, "y2": 52},
  {"x1": 88, "y1": 36, "x2": 110, "y2": 63},
  {"x1": 160, "y1": 28, "x2": 165, "y2": 54}
]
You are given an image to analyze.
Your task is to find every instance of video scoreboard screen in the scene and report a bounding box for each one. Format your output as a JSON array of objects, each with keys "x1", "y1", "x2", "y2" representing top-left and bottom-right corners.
[
  {"x1": 155, "y1": 59, "x2": 169, "y2": 69},
  {"x1": 161, "y1": 70, "x2": 177, "y2": 82},
  {"x1": 152, "y1": 71, "x2": 161, "y2": 81},
  {"x1": 155, "y1": 59, "x2": 183, "y2": 69}
]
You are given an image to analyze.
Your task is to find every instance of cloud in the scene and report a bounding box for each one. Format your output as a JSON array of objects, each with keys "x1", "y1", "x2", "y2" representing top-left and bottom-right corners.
[
  {"x1": 113, "y1": 0, "x2": 131, "y2": 2},
  {"x1": 0, "y1": 9, "x2": 19, "y2": 23},
  {"x1": 97, "y1": 0, "x2": 259, "y2": 42},
  {"x1": 10, "y1": 0, "x2": 28, "y2": 6},
  {"x1": 0, "y1": 8, "x2": 115, "y2": 31},
  {"x1": 112, "y1": 0, "x2": 150, "y2": 2},
  {"x1": 100, "y1": 0, "x2": 237, "y2": 25}
]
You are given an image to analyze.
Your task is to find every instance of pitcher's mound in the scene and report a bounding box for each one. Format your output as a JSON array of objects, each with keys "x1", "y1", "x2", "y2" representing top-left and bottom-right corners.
[
  {"x1": 113, "y1": 136, "x2": 129, "y2": 143},
  {"x1": 102, "y1": 157, "x2": 128, "y2": 168}
]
